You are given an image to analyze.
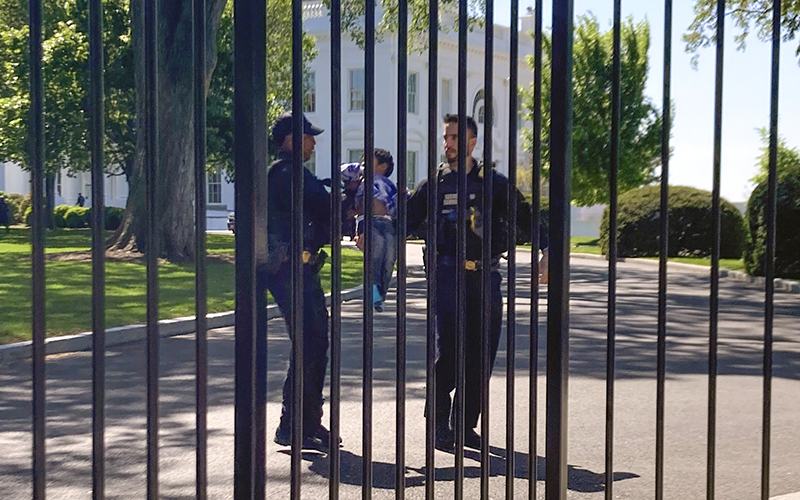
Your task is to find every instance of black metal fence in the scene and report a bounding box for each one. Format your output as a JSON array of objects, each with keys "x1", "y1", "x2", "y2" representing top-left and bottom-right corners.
[{"x1": 20, "y1": 0, "x2": 785, "y2": 498}]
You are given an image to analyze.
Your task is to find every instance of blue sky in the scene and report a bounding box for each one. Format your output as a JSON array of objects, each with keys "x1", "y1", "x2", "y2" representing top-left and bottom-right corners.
[{"x1": 494, "y1": 0, "x2": 800, "y2": 203}]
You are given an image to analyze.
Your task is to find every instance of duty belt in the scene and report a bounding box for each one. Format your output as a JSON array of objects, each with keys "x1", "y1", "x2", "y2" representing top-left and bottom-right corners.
[{"x1": 437, "y1": 255, "x2": 499, "y2": 272}]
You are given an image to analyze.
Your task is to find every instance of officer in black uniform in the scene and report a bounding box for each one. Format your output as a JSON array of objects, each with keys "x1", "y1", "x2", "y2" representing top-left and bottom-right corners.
[
  {"x1": 406, "y1": 114, "x2": 549, "y2": 451},
  {"x1": 258, "y1": 111, "x2": 334, "y2": 452}
]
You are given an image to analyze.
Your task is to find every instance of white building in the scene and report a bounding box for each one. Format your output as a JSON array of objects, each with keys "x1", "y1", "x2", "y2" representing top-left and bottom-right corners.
[
  {"x1": 1, "y1": 4, "x2": 550, "y2": 232},
  {"x1": 301, "y1": 2, "x2": 538, "y2": 190}
]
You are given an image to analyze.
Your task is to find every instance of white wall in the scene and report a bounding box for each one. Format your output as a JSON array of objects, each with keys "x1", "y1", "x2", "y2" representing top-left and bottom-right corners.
[{"x1": 303, "y1": 2, "x2": 535, "y2": 191}]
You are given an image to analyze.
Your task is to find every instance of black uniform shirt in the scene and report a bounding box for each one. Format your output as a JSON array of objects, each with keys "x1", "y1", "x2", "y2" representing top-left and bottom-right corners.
[
  {"x1": 267, "y1": 152, "x2": 331, "y2": 253},
  {"x1": 406, "y1": 160, "x2": 547, "y2": 261}
]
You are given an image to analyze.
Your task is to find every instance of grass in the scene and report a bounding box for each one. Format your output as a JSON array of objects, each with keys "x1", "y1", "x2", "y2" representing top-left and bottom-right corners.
[
  {"x1": 571, "y1": 236, "x2": 603, "y2": 255},
  {"x1": 0, "y1": 228, "x2": 363, "y2": 344},
  {"x1": 567, "y1": 235, "x2": 746, "y2": 272}
]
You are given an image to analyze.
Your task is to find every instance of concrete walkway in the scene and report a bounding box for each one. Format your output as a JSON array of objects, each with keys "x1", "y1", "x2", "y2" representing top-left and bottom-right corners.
[{"x1": 1, "y1": 244, "x2": 799, "y2": 499}]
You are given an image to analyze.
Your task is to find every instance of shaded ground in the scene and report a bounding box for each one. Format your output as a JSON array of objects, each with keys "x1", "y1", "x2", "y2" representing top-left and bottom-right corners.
[{"x1": 1, "y1": 252, "x2": 799, "y2": 499}]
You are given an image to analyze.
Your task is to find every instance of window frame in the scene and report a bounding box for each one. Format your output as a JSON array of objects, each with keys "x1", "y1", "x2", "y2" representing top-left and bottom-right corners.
[
  {"x1": 207, "y1": 168, "x2": 222, "y2": 205},
  {"x1": 349, "y1": 68, "x2": 365, "y2": 111}
]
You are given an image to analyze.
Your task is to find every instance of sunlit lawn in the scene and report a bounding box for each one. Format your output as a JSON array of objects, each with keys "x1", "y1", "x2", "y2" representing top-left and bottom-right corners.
[
  {"x1": 568, "y1": 236, "x2": 746, "y2": 272},
  {"x1": 0, "y1": 228, "x2": 363, "y2": 344}
]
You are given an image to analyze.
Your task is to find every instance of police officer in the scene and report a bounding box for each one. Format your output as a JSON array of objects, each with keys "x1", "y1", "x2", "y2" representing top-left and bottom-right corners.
[
  {"x1": 259, "y1": 111, "x2": 333, "y2": 452},
  {"x1": 407, "y1": 114, "x2": 549, "y2": 451}
]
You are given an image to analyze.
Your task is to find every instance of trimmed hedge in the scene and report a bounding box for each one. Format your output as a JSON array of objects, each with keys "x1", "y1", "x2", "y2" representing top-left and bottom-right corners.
[
  {"x1": 23, "y1": 204, "x2": 125, "y2": 230},
  {"x1": 0, "y1": 192, "x2": 20, "y2": 225},
  {"x1": 53, "y1": 205, "x2": 71, "y2": 228},
  {"x1": 104, "y1": 206, "x2": 125, "y2": 231},
  {"x1": 744, "y1": 168, "x2": 800, "y2": 278},
  {"x1": 64, "y1": 207, "x2": 91, "y2": 228},
  {"x1": 599, "y1": 185, "x2": 746, "y2": 258}
]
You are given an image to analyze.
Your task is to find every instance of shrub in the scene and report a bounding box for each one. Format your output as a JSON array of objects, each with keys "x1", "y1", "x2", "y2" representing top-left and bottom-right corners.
[
  {"x1": 105, "y1": 206, "x2": 125, "y2": 231},
  {"x1": 599, "y1": 185, "x2": 746, "y2": 258},
  {"x1": 53, "y1": 205, "x2": 72, "y2": 228},
  {"x1": 744, "y1": 167, "x2": 800, "y2": 278},
  {"x1": 64, "y1": 207, "x2": 91, "y2": 228},
  {"x1": 3, "y1": 193, "x2": 28, "y2": 223},
  {"x1": 0, "y1": 191, "x2": 20, "y2": 225},
  {"x1": 24, "y1": 206, "x2": 33, "y2": 226},
  {"x1": 15, "y1": 193, "x2": 31, "y2": 223}
]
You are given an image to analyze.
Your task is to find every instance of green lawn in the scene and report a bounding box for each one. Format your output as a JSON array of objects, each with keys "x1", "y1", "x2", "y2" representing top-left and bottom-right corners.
[
  {"x1": 567, "y1": 236, "x2": 746, "y2": 272},
  {"x1": 0, "y1": 229, "x2": 363, "y2": 344}
]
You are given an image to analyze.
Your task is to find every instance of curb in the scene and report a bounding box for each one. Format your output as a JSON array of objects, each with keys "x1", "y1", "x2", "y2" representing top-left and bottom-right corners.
[
  {"x1": 0, "y1": 285, "x2": 366, "y2": 364},
  {"x1": 623, "y1": 258, "x2": 800, "y2": 293}
]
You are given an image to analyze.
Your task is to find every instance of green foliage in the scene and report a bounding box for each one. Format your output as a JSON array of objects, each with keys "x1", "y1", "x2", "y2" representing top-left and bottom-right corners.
[
  {"x1": 53, "y1": 204, "x2": 71, "y2": 228},
  {"x1": 0, "y1": 0, "x2": 134, "y2": 176},
  {"x1": 104, "y1": 206, "x2": 124, "y2": 230},
  {"x1": 0, "y1": 191, "x2": 20, "y2": 224},
  {"x1": 685, "y1": 0, "x2": 800, "y2": 67},
  {"x1": 600, "y1": 185, "x2": 747, "y2": 259},
  {"x1": 23, "y1": 206, "x2": 32, "y2": 226},
  {"x1": 744, "y1": 166, "x2": 800, "y2": 278},
  {"x1": 13, "y1": 193, "x2": 31, "y2": 223},
  {"x1": 207, "y1": 0, "x2": 317, "y2": 178},
  {"x1": 63, "y1": 206, "x2": 90, "y2": 228},
  {"x1": 522, "y1": 15, "x2": 663, "y2": 207},
  {"x1": 750, "y1": 127, "x2": 800, "y2": 186}
]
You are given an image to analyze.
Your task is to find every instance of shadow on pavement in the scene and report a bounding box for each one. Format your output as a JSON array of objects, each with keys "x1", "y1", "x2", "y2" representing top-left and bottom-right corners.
[{"x1": 298, "y1": 447, "x2": 638, "y2": 492}]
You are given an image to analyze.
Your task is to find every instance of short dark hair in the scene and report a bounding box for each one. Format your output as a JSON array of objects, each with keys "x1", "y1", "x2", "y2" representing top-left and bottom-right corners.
[
  {"x1": 374, "y1": 148, "x2": 394, "y2": 177},
  {"x1": 443, "y1": 114, "x2": 478, "y2": 138},
  {"x1": 362, "y1": 148, "x2": 395, "y2": 177}
]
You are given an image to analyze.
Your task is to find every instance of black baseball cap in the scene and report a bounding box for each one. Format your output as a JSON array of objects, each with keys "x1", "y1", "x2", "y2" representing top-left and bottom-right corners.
[{"x1": 271, "y1": 111, "x2": 323, "y2": 145}]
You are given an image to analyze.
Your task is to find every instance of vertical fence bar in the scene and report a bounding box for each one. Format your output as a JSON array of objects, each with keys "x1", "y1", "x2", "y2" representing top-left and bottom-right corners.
[
  {"x1": 89, "y1": 0, "x2": 106, "y2": 496},
  {"x1": 482, "y1": 13, "x2": 495, "y2": 498},
  {"x1": 546, "y1": 0, "x2": 573, "y2": 498},
  {"x1": 144, "y1": 0, "x2": 160, "y2": 496},
  {"x1": 481, "y1": 0, "x2": 495, "y2": 495},
  {"x1": 425, "y1": 1, "x2": 439, "y2": 495},
  {"x1": 708, "y1": 1, "x2": 725, "y2": 499},
  {"x1": 362, "y1": 0, "x2": 376, "y2": 495},
  {"x1": 290, "y1": 0, "x2": 305, "y2": 492},
  {"x1": 528, "y1": 2, "x2": 543, "y2": 497},
  {"x1": 605, "y1": 1, "x2": 621, "y2": 498},
  {"x1": 506, "y1": 0, "x2": 519, "y2": 495},
  {"x1": 28, "y1": 0, "x2": 46, "y2": 495},
  {"x1": 655, "y1": 1, "x2": 672, "y2": 498},
  {"x1": 253, "y1": 5, "x2": 268, "y2": 498},
  {"x1": 233, "y1": 0, "x2": 259, "y2": 494},
  {"x1": 455, "y1": 0, "x2": 469, "y2": 494},
  {"x1": 482, "y1": 16, "x2": 495, "y2": 500},
  {"x1": 762, "y1": 1, "x2": 780, "y2": 498},
  {"x1": 396, "y1": 0, "x2": 409, "y2": 496},
  {"x1": 193, "y1": 0, "x2": 209, "y2": 497},
  {"x1": 329, "y1": 0, "x2": 343, "y2": 496}
]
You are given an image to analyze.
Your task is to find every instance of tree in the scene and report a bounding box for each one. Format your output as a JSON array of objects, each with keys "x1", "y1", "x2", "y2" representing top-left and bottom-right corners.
[
  {"x1": 0, "y1": 0, "x2": 134, "y2": 224},
  {"x1": 521, "y1": 15, "x2": 663, "y2": 207},
  {"x1": 750, "y1": 127, "x2": 800, "y2": 185},
  {"x1": 685, "y1": 0, "x2": 800, "y2": 67},
  {"x1": 206, "y1": 0, "x2": 317, "y2": 180},
  {"x1": 111, "y1": 0, "x2": 316, "y2": 259}
]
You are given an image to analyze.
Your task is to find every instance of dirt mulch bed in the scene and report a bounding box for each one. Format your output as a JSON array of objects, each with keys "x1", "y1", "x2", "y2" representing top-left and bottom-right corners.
[{"x1": 44, "y1": 250, "x2": 235, "y2": 264}]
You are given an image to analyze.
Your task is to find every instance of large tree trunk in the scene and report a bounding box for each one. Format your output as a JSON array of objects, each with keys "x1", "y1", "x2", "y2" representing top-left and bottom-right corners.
[{"x1": 111, "y1": 0, "x2": 227, "y2": 260}]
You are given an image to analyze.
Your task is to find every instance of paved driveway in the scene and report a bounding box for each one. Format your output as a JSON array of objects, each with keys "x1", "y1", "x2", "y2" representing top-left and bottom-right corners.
[{"x1": 1, "y1": 248, "x2": 798, "y2": 499}]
